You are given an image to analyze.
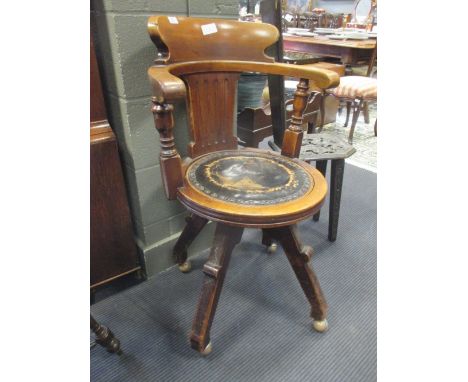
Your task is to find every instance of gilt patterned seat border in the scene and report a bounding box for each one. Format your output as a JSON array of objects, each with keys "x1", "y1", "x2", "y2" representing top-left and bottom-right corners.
[{"x1": 186, "y1": 150, "x2": 312, "y2": 206}]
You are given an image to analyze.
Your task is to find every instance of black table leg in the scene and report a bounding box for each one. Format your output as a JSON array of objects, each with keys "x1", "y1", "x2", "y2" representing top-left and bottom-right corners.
[
  {"x1": 314, "y1": 160, "x2": 328, "y2": 222},
  {"x1": 329, "y1": 159, "x2": 345, "y2": 242}
]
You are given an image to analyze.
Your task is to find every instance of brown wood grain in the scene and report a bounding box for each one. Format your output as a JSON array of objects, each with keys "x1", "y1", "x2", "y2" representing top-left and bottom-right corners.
[
  {"x1": 148, "y1": 16, "x2": 278, "y2": 64},
  {"x1": 90, "y1": 34, "x2": 140, "y2": 288}
]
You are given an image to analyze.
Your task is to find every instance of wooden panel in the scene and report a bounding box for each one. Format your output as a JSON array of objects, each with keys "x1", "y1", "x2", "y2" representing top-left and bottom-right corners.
[
  {"x1": 184, "y1": 72, "x2": 239, "y2": 158},
  {"x1": 90, "y1": 37, "x2": 107, "y2": 124},
  {"x1": 148, "y1": 16, "x2": 278, "y2": 64},
  {"x1": 90, "y1": 33, "x2": 140, "y2": 288},
  {"x1": 90, "y1": 137, "x2": 140, "y2": 287}
]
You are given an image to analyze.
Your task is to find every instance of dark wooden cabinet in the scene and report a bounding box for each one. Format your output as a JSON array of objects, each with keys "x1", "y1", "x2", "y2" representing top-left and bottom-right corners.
[{"x1": 90, "y1": 36, "x2": 141, "y2": 289}]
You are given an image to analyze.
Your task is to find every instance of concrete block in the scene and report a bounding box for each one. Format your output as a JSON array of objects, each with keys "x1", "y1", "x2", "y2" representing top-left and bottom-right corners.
[
  {"x1": 105, "y1": 94, "x2": 136, "y2": 169},
  {"x1": 137, "y1": 211, "x2": 188, "y2": 246},
  {"x1": 188, "y1": 0, "x2": 238, "y2": 16},
  {"x1": 92, "y1": 0, "x2": 188, "y2": 13},
  {"x1": 107, "y1": 96, "x2": 190, "y2": 171},
  {"x1": 142, "y1": 221, "x2": 216, "y2": 276},
  {"x1": 112, "y1": 14, "x2": 156, "y2": 99},
  {"x1": 125, "y1": 164, "x2": 186, "y2": 227},
  {"x1": 121, "y1": 97, "x2": 160, "y2": 169},
  {"x1": 92, "y1": 12, "x2": 126, "y2": 98}
]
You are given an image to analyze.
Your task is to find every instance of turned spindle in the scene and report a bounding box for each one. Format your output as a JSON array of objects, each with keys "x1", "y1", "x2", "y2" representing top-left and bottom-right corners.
[
  {"x1": 90, "y1": 315, "x2": 122, "y2": 355},
  {"x1": 281, "y1": 78, "x2": 310, "y2": 158},
  {"x1": 151, "y1": 97, "x2": 184, "y2": 200}
]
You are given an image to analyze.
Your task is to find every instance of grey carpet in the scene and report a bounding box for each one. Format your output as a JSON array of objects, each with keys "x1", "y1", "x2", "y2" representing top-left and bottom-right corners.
[{"x1": 91, "y1": 163, "x2": 376, "y2": 382}]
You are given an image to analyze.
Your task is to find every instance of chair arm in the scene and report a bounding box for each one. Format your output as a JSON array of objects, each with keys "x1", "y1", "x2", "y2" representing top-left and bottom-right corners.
[
  {"x1": 148, "y1": 65, "x2": 187, "y2": 103},
  {"x1": 148, "y1": 65, "x2": 186, "y2": 200},
  {"x1": 168, "y1": 61, "x2": 340, "y2": 90}
]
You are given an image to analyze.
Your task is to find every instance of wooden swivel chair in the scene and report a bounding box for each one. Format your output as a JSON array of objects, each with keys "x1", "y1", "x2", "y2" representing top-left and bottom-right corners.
[{"x1": 147, "y1": 16, "x2": 340, "y2": 355}]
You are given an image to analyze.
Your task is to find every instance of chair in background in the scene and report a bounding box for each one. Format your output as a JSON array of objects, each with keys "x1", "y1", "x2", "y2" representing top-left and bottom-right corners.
[
  {"x1": 147, "y1": 16, "x2": 339, "y2": 354},
  {"x1": 327, "y1": 75, "x2": 377, "y2": 144}
]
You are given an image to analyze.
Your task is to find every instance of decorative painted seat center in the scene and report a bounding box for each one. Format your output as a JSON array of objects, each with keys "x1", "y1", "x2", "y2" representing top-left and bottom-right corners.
[{"x1": 187, "y1": 150, "x2": 313, "y2": 205}]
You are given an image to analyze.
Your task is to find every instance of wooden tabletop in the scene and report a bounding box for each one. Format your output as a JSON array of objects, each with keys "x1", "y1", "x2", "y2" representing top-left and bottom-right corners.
[{"x1": 283, "y1": 35, "x2": 376, "y2": 50}]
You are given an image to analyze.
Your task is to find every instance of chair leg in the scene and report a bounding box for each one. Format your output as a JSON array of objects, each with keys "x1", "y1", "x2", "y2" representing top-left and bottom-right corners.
[
  {"x1": 374, "y1": 119, "x2": 377, "y2": 136},
  {"x1": 173, "y1": 214, "x2": 208, "y2": 273},
  {"x1": 329, "y1": 159, "x2": 345, "y2": 242},
  {"x1": 91, "y1": 315, "x2": 122, "y2": 355},
  {"x1": 348, "y1": 99, "x2": 364, "y2": 144},
  {"x1": 363, "y1": 101, "x2": 370, "y2": 124},
  {"x1": 344, "y1": 101, "x2": 352, "y2": 127},
  {"x1": 190, "y1": 223, "x2": 244, "y2": 354},
  {"x1": 313, "y1": 160, "x2": 328, "y2": 222},
  {"x1": 269, "y1": 225, "x2": 328, "y2": 331},
  {"x1": 318, "y1": 92, "x2": 325, "y2": 132},
  {"x1": 307, "y1": 121, "x2": 316, "y2": 134},
  {"x1": 262, "y1": 229, "x2": 277, "y2": 254}
]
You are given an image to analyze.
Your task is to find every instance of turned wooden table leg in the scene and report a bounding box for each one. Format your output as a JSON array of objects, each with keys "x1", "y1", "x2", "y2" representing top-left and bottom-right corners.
[
  {"x1": 313, "y1": 160, "x2": 328, "y2": 222},
  {"x1": 190, "y1": 223, "x2": 244, "y2": 354},
  {"x1": 90, "y1": 315, "x2": 122, "y2": 355},
  {"x1": 329, "y1": 159, "x2": 345, "y2": 242},
  {"x1": 173, "y1": 214, "x2": 208, "y2": 273},
  {"x1": 269, "y1": 225, "x2": 328, "y2": 332}
]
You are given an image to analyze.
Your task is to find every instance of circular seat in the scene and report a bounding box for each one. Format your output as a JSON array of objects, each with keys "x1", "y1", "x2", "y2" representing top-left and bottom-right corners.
[{"x1": 177, "y1": 149, "x2": 327, "y2": 227}]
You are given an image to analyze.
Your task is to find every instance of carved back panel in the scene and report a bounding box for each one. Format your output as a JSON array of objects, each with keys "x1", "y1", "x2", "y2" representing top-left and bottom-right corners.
[{"x1": 184, "y1": 72, "x2": 240, "y2": 157}]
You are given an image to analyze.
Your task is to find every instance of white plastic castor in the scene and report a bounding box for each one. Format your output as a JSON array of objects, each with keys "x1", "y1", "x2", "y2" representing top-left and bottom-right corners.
[
  {"x1": 200, "y1": 342, "x2": 212, "y2": 356},
  {"x1": 267, "y1": 243, "x2": 278, "y2": 254},
  {"x1": 313, "y1": 319, "x2": 329, "y2": 333},
  {"x1": 178, "y1": 261, "x2": 192, "y2": 273}
]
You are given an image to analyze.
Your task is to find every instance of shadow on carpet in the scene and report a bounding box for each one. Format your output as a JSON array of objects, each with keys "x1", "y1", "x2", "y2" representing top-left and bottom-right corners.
[{"x1": 91, "y1": 164, "x2": 376, "y2": 382}]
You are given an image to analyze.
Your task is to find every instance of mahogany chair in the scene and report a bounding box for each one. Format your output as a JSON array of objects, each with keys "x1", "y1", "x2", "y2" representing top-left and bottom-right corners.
[{"x1": 147, "y1": 16, "x2": 340, "y2": 355}]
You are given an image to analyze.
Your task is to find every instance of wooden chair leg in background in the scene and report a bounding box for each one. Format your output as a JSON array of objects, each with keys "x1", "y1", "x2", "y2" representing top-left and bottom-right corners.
[
  {"x1": 318, "y1": 92, "x2": 325, "y2": 132},
  {"x1": 269, "y1": 225, "x2": 328, "y2": 332},
  {"x1": 374, "y1": 119, "x2": 377, "y2": 136},
  {"x1": 262, "y1": 229, "x2": 277, "y2": 254},
  {"x1": 313, "y1": 160, "x2": 328, "y2": 222},
  {"x1": 363, "y1": 101, "x2": 370, "y2": 124},
  {"x1": 348, "y1": 99, "x2": 364, "y2": 144},
  {"x1": 190, "y1": 223, "x2": 244, "y2": 355},
  {"x1": 91, "y1": 315, "x2": 122, "y2": 355},
  {"x1": 329, "y1": 159, "x2": 345, "y2": 242},
  {"x1": 173, "y1": 214, "x2": 208, "y2": 273},
  {"x1": 344, "y1": 101, "x2": 352, "y2": 127}
]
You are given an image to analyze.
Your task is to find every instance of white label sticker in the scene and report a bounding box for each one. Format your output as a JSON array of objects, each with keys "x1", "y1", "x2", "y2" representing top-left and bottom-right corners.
[
  {"x1": 285, "y1": 14, "x2": 293, "y2": 22},
  {"x1": 201, "y1": 23, "x2": 218, "y2": 36},
  {"x1": 168, "y1": 16, "x2": 179, "y2": 24}
]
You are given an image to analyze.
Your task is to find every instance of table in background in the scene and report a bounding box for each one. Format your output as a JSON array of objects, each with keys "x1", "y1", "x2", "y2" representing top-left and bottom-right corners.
[{"x1": 283, "y1": 35, "x2": 377, "y2": 76}]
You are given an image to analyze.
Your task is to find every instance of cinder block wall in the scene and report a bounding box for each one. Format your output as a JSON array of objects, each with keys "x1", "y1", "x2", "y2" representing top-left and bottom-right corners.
[{"x1": 91, "y1": 0, "x2": 239, "y2": 276}]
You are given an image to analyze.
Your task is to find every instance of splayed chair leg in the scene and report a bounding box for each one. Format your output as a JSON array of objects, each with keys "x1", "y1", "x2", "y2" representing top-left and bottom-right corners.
[
  {"x1": 262, "y1": 229, "x2": 277, "y2": 254},
  {"x1": 269, "y1": 225, "x2": 328, "y2": 332},
  {"x1": 190, "y1": 223, "x2": 244, "y2": 354},
  {"x1": 173, "y1": 214, "x2": 208, "y2": 273}
]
